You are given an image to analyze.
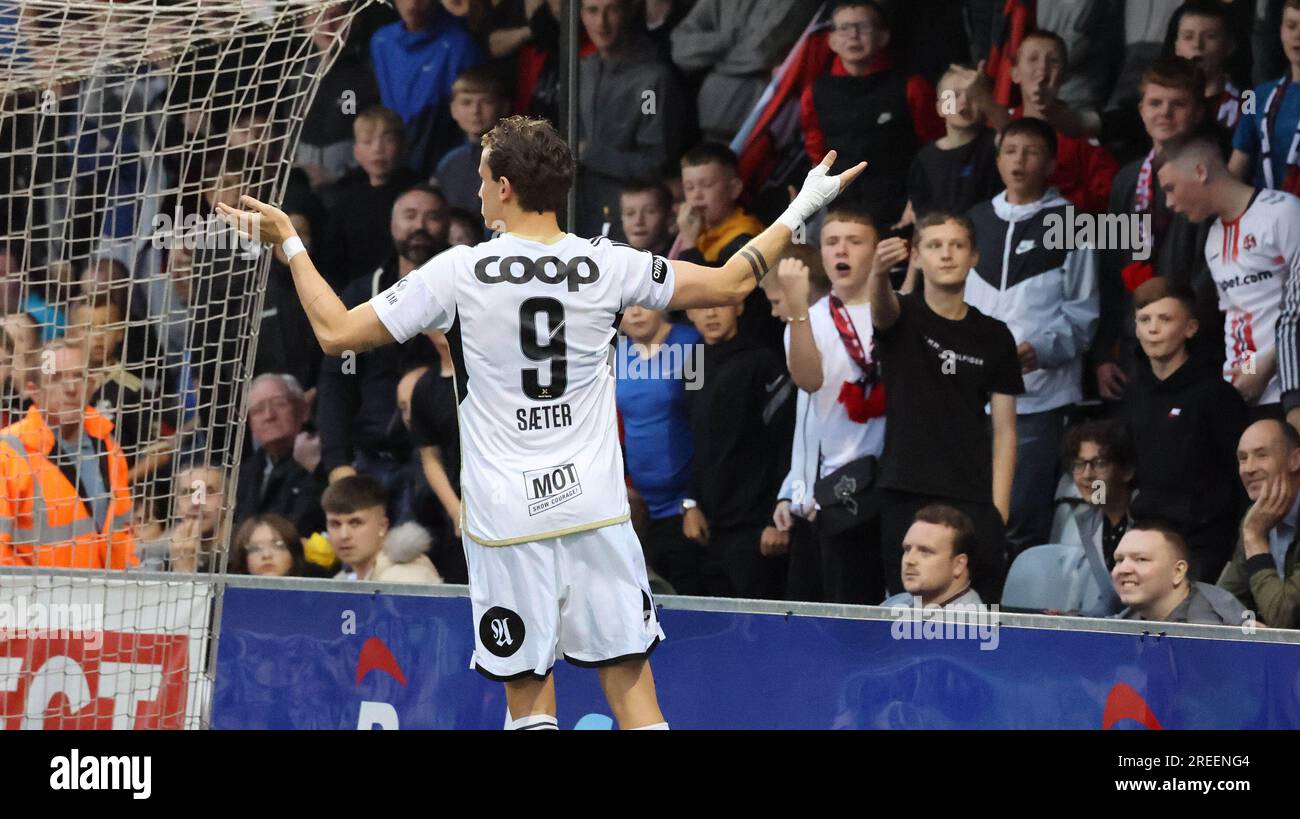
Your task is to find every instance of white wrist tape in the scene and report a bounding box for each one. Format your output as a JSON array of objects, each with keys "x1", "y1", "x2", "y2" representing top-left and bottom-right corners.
[
  {"x1": 777, "y1": 161, "x2": 844, "y2": 232},
  {"x1": 281, "y1": 235, "x2": 306, "y2": 262}
]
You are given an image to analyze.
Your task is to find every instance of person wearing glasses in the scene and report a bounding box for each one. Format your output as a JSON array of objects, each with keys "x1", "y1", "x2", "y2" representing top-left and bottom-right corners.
[
  {"x1": 1120, "y1": 276, "x2": 1248, "y2": 581},
  {"x1": 1053, "y1": 420, "x2": 1137, "y2": 573},
  {"x1": 799, "y1": 0, "x2": 945, "y2": 228},
  {"x1": 0, "y1": 339, "x2": 138, "y2": 569},
  {"x1": 232, "y1": 514, "x2": 306, "y2": 577},
  {"x1": 233, "y1": 373, "x2": 326, "y2": 538}
]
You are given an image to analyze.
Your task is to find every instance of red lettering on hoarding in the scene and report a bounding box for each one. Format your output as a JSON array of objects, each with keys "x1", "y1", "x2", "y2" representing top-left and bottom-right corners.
[{"x1": 0, "y1": 631, "x2": 190, "y2": 730}]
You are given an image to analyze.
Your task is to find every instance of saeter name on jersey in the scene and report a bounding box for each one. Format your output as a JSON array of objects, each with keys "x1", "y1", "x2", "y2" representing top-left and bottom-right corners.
[{"x1": 517, "y1": 403, "x2": 573, "y2": 431}]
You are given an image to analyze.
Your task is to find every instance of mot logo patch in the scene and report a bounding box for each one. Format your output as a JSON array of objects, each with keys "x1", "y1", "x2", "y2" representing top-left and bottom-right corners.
[
  {"x1": 524, "y1": 463, "x2": 583, "y2": 516},
  {"x1": 479, "y1": 606, "x2": 526, "y2": 657},
  {"x1": 641, "y1": 590, "x2": 655, "y2": 627},
  {"x1": 651, "y1": 256, "x2": 668, "y2": 284}
]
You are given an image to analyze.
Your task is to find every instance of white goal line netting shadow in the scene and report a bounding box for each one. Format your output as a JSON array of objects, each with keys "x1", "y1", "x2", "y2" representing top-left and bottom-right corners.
[{"x1": 0, "y1": 0, "x2": 371, "y2": 729}]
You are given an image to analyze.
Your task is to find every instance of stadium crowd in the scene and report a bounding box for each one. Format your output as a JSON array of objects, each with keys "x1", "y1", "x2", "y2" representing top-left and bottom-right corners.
[{"x1": 2, "y1": 0, "x2": 1300, "y2": 630}]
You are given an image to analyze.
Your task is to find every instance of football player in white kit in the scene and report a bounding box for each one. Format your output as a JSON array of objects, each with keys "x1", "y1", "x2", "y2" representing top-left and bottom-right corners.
[
  {"x1": 219, "y1": 116, "x2": 864, "y2": 729},
  {"x1": 1158, "y1": 134, "x2": 1300, "y2": 432}
]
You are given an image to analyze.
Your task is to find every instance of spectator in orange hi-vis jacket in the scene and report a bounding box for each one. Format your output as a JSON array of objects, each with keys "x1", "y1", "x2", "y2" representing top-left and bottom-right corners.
[{"x1": 0, "y1": 338, "x2": 136, "y2": 569}]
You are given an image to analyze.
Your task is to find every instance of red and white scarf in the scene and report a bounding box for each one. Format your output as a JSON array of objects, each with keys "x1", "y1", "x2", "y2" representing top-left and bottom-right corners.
[
  {"x1": 1123, "y1": 149, "x2": 1164, "y2": 292},
  {"x1": 828, "y1": 295, "x2": 885, "y2": 423},
  {"x1": 1215, "y1": 80, "x2": 1243, "y2": 130}
]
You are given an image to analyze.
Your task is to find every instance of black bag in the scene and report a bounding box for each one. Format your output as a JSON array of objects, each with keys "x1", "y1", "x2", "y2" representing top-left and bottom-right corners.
[{"x1": 813, "y1": 456, "x2": 879, "y2": 536}]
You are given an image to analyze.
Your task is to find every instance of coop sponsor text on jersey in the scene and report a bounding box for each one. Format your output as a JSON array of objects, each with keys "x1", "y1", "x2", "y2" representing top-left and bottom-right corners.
[{"x1": 475, "y1": 255, "x2": 602, "y2": 291}]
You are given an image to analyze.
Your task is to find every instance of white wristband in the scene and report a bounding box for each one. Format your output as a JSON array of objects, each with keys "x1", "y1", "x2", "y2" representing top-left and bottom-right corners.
[
  {"x1": 779, "y1": 157, "x2": 850, "y2": 232},
  {"x1": 281, "y1": 235, "x2": 306, "y2": 262},
  {"x1": 776, "y1": 207, "x2": 806, "y2": 233}
]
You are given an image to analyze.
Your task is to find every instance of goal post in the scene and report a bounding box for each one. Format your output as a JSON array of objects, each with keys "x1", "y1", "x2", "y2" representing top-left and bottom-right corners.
[{"x1": 0, "y1": 0, "x2": 372, "y2": 729}]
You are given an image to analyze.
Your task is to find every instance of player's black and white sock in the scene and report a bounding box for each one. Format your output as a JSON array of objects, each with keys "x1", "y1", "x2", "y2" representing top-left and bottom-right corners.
[{"x1": 507, "y1": 713, "x2": 559, "y2": 730}]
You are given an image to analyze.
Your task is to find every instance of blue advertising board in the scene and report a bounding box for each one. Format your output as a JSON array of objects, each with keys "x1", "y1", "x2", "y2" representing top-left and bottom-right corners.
[{"x1": 211, "y1": 586, "x2": 1300, "y2": 729}]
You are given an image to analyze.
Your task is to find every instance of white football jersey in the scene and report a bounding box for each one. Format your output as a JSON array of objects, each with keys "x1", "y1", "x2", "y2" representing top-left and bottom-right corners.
[
  {"x1": 1206, "y1": 189, "x2": 1300, "y2": 406},
  {"x1": 371, "y1": 233, "x2": 675, "y2": 545}
]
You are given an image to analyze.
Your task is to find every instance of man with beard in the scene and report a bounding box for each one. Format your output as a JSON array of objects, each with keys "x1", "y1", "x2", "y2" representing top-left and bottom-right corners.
[{"x1": 314, "y1": 184, "x2": 448, "y2": 524}]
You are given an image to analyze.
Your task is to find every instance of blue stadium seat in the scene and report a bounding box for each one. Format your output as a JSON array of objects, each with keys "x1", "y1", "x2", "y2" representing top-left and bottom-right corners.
[{"x1": 1001, "y1": 543, "x2": 1121, "y2": 617}]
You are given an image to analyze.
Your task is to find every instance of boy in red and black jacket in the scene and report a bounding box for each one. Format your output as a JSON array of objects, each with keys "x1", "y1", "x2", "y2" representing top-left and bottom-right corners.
[{"x1": 799, "y1": 0, "x2": 943, "y2": 228}]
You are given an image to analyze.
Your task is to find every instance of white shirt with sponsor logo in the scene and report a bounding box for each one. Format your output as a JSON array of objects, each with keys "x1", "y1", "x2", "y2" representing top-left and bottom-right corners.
[
  {"x1": 1206, "y1": 189, "x2": 1300, "y2": 406},
  {"x1": 371, "y1": 233, "x2": 675, "y2": 545}
]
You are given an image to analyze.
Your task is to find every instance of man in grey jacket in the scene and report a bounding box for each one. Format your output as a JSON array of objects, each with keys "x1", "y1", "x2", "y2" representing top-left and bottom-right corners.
[
  {"x1": 1113, "y1": 522, "x2": 1248, "y2": 626},
  {"x1": 670, "y1": 0, "x2": 819, "y2": 143},
  {"x1": 576, "y1": 0, "x2": 686, "y2": 238}
]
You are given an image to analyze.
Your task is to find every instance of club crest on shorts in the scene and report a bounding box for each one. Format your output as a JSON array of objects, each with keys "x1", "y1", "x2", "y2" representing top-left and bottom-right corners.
[{"x1": 479, "y1": 606, "x2": 525, "y2": 657}]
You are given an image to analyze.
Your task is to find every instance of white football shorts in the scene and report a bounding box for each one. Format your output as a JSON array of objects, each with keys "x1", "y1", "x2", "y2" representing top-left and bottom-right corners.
[{"x1": 466, "y1": 520, "x2": 665, "y2": 680}]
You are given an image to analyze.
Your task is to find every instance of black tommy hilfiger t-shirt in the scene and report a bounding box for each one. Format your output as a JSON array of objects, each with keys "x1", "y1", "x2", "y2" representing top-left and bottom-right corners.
[{"x1": 876, "y1": 291, "x2": 1024, "y2": 503}]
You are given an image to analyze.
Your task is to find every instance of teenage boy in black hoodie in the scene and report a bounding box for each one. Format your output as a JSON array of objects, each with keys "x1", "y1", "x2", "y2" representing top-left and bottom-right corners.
[
  {"x1": 1121, "y1": 276, "x2": 1248, "y2": 580},
  {"x1": 682, "y1": 301, "x2": 795, "y2": 599}
]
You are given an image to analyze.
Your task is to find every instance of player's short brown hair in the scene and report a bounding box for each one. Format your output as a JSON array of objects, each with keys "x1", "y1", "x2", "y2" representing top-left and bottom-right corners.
[
  {"x1": 481, "y1": 115, "x2": 575, "y2": 214},
  {"x1": 1138, "y1": 56, "x2": 1206, "y2": 101},
  {"x1": 321, "y1": 475, "x2": 388, "y2": 516}
]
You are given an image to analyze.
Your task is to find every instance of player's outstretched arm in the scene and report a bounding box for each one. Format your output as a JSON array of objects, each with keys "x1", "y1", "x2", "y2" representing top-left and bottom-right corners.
[
  {"x1": 667, "y1": 151, "x2": 866, "y2": 310},
  {"x1": 217, "y1": 196, "x2": 395, "y2": 356}
]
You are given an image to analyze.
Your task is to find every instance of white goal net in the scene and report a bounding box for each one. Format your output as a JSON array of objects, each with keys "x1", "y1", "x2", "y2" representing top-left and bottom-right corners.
[{"x1": 0, "y1": 0, "x2": 369, "y2": 729}]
